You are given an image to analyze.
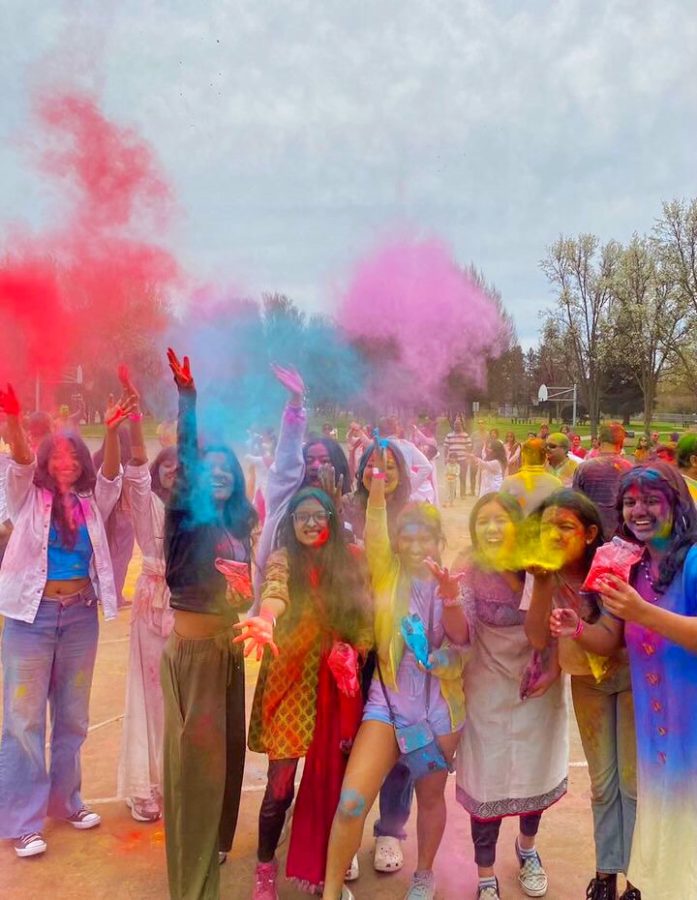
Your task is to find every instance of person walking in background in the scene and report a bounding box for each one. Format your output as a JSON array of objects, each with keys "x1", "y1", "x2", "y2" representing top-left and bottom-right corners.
[
  {"x1": 443, "y1": 417, "x2": 471, "y2": 498},
  {"x1": 501, "y1": 439, "x2": 562, "y2": 516},
  {"x1": 444, "y1": 452, "x2": 461, "y2": 506},
  {"x1": 676, "y1": 433, "x2": 697, "y2": 504},
  {"x1": 545, "y1": 433, "x2": 578, "y2": 486},
  {"x1": 503, "y1": 431, "x2": 521, "y2": 475},
  {"x1": 572, "y1": 424, "x2": 633, "y2": 540}
]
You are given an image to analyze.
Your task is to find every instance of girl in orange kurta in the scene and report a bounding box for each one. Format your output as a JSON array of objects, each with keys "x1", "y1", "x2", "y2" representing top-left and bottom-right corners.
[{"x1": 237, "y1": 487, "x2": 372, "y2": 897}]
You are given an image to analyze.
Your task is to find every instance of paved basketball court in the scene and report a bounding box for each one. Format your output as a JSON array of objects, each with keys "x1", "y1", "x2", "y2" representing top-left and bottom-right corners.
[{"x1": 0, "y1": 481, "x2": 599, "y2": 899}]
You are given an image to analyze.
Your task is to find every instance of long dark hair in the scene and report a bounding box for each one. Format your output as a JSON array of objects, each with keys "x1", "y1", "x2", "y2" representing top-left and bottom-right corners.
[
  {"x1": 469, "y1": 491, "x2": 523, "y2": 550},
  {"x1": 302, "y1": 436, "x2": 351, "y2": 494},
  {"x1": 201, "y1": 444, "x2": 258, "y2": 545},
  {"x1": 34, "y1": 431, "x2": 97, "y2": 549},
  {"x1": 150, "y1": 446, "x2": 178, "y2": 503},
  {"x1": 533, "y1": 489, "x2": 605, "y2": 571},
  {"x1": 277, "y1": 487, "x2": 370, "y2": 645},
  {"x1": 616, "y1": 462, "x2": 697, "y2": 591},
  {"x1": 355, "y1": 439, "x2": 411, "y2": 529},
  {"x1": 486, "y1": 438, "x2": 508, "y2": 472}
]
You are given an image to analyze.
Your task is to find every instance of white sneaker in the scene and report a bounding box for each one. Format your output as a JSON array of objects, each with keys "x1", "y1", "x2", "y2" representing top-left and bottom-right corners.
[
  {"x1": 345, "y1": 854, "x2": 359, "y2": 881},
  {"x1": 126, "y1": 796, "x2": 161, "y2": 822},
  {"x1": 14, "y1": 832, "x2": 47, "y2": 858},
  {"x1": 65, "y1": 806, "x2": 101, "y2": 830},
  {"x1": 374, "y1": 835, "x2": 404, "y2": 872}
]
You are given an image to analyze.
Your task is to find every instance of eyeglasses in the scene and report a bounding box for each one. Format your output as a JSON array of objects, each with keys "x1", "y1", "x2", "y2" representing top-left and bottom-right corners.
[{"x1": 292, "y1": 511, "x2": 331, "y2": 526}]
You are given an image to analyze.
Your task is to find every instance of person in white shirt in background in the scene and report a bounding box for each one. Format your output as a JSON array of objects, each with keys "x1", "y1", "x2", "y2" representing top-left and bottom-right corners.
[{"x1": 378, "y1": 416, "x2": 438, "y2": 504}]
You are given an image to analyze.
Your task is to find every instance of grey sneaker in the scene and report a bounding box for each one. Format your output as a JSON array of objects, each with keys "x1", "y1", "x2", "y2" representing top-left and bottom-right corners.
[
  {"x1": 477, "y1": 878, "x2": 501, "y2": 900},
  {"x1": 515, "y1": 839, "x2": 548, "y2": 897},
  {"x1": 405, "y1": 869, "x2": 436, "y2": 900}
]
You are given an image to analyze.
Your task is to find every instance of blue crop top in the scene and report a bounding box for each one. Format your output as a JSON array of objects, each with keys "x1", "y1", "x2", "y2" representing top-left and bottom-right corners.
[{"x1": 47, "y1": 519, "x2": 93, "y2": 580}]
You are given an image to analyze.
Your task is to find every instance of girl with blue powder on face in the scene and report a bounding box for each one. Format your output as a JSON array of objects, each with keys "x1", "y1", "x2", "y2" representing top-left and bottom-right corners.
[
  {"x1": 160, "y1": 350, "x2": 257, "y2": 900},
  {"x1": 0, "y1": 382, "x2": 128, "y2": 859},
  {"x1": 321, "y1": 448, "x2": 469, "y2": 900},
  {"x1": 552, "y1": 462, "x2": 697, "y2": 900}
]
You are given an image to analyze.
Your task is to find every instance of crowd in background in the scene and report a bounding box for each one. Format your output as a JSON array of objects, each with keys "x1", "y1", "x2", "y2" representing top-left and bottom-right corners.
[{"x1": 1, "y1": 371, "x2": 697, "y2": 900}]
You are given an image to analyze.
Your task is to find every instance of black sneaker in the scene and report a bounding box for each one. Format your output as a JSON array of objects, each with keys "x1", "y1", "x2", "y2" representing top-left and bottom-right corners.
[
  {"x1": 619, "y1": 889, "x2": 641, "y2": 900},
  {"x1": 586, "y1": 876, "x2": 617, "y2": 900}
]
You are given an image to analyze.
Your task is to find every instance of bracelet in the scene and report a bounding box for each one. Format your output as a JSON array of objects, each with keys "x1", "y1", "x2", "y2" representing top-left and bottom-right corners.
[
  {"x1": 259, "y1": 608, "x2": 277, "y2": 628},
  {"x1": 372, "y1": 471, "x2": 386, "y2": 480},
  {"x1": 572, "y1": 617, "x2": 585, "y2": 640},
  {"x1": 442, "y1": 593, "x2": 465, "y2": 608},
  {"x1": 129, "y1": 412, "x2": 143, "y2": 422}
]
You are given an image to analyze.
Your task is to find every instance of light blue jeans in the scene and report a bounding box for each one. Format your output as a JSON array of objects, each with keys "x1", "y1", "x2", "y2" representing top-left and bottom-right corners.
[
  {"x1": 0, "y1": 592, "x2": 99, "y2": 837},
  {"x1": 571, "y1": 665, "x2": 637, "y2": 875}
]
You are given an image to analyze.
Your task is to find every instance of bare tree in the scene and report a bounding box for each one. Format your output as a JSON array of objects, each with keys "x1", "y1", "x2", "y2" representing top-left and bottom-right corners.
[
  {"x1": 540, "y1": 235, "x2": 620, "y2": 436},
  {"x1": 611, "y1": 235, "x2": 689, "y2": 432},
  {"x1": 654, "y1": 198, "x2": 697, "y2": 405}
]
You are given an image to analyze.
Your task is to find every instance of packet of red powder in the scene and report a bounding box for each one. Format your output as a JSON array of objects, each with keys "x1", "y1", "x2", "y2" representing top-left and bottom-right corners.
[{"x1": 581, "y1": 538, "x2": 644, "y2": 592}]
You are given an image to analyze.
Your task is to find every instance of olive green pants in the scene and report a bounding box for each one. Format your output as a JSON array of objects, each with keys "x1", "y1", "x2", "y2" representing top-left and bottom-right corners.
[{"x1": 161, "y1": 627, "x2": 246, "y2": 900}]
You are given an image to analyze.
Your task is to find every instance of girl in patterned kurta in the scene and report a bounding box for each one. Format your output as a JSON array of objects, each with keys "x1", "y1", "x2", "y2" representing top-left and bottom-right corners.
[
  {"x1": 236, "y1": 487, "x2": 372, "y2": 899},
  {"x1": 552, "y1": 463, "x2": 697, "y2": 900}
]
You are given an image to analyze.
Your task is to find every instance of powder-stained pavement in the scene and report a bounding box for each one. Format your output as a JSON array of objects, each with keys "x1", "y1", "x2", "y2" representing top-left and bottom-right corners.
[{"x1": 0, "y1": 477, "x2": 601, "y2": 899}]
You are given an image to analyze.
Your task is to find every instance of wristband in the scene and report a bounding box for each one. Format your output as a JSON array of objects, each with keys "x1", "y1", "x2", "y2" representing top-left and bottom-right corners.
[
  {"x1": 572, "y1": 617, "x2": 584, "y2": 640},
  {"x1": 442, "y1": 594, "x2": 465, "y2": 608},
  {"x1": 129, "y1": 412, "x2": 143, "y2": 421},
  {"x1": 372, "y1": 469, "x2": 385, "y2": 480}
]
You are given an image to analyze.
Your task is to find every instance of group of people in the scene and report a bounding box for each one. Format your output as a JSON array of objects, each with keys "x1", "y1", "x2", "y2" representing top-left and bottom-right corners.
[{"x1": 0, "y1": 363, "x2": 696, "y2": 900}]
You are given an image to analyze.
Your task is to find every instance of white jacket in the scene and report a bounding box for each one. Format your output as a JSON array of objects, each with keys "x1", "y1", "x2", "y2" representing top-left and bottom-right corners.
[{"x1": 0, "y1": 458, "x2": 122, "y2": 623}]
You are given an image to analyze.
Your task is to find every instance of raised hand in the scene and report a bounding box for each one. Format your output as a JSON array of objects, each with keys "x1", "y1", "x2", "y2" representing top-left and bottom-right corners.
[
  {"x1": 105, "y1": 391, "x2": 139, "y2": 430},
  {"x1": 233, "y1": 612, "x2": 280, "y2": 661},
  {"x1": 423, "y1": 557, "x2": 465, "y2": 600},
  {"x1": 549, "y1": 607, "x2": 580, "y2": 639},
  {"x1": 318, "y1": 463, "x2": 344, "y2": 507},
  {"x1": 0, "y1": 383, "x2": 20, "y2": 417},
  {"x1": 167, "y1": 348, "x2": 194, "y2": 391},
  {"x1": 270, "y1": 363, "x2": 304, "y2": 403}
]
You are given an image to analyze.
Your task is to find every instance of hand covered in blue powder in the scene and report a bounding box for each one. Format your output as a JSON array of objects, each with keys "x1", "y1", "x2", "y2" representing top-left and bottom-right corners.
[{"x1": 401, "y1": 614, "x2": 431, "y2": 669}]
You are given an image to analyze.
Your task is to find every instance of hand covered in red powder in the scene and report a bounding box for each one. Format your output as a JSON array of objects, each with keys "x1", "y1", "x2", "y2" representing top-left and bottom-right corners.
[
  {"x1": 105, "y1": 391, "x2": 138, "y2": 430},
  {"x1": 167, "y1": 348, "x2": 194, "y2": 391},
  {"x1": 233, "y1": 611, "x2": 279, "y2": 661},
  {"x1": 423, "y1": 558, "x2": 465, "y2": 600},
  {"x1": 271, "y1": 363, "x2": 304, "y2": 404},
  {"x1": 0, "y1": 383, "x2": 20, "y2": 417},
  {"x1": 215, "y1": 558, "x2": 253, "y2": 606},
  {"x1": 327, "y1": 641, "x2": 360, "y2": 697}
]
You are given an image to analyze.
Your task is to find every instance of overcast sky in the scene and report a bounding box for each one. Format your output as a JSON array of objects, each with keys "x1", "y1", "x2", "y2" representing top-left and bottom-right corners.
[{"x1": 2, "y1": 0, "x2": 696, "y2": 348}]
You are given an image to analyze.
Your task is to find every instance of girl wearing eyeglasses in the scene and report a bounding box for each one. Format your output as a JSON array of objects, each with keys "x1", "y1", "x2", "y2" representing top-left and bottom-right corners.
[{"x1": 235, "y1": 487, "x2": 372, "y2": 898}]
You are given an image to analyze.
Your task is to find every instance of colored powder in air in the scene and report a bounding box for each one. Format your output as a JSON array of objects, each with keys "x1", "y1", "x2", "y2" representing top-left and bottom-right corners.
[
  {"x1": 336, "y1": 235, "x2": 506, "y2": 410},
  {"x1": 0, "y1": 90, "x2": 181, "y2": 401}
]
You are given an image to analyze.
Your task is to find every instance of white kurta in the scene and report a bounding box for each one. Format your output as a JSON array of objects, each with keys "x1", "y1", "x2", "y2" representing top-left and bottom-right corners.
[{"x1": 456, "y1": 565, "x2": 569, "y2": 819}]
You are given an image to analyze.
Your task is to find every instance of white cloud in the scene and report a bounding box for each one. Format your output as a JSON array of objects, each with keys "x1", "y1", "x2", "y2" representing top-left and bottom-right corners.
[{"x1": 1, "y1": 0, "x2": 696, "y2": 346}]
